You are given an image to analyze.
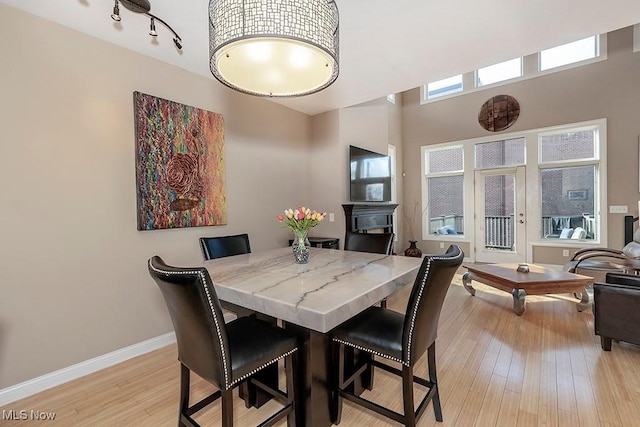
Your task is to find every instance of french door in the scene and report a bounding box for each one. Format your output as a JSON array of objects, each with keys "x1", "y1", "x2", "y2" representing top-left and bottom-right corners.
[{"x1": 474, "y1": 167, "x2": 526, "y2": 263}]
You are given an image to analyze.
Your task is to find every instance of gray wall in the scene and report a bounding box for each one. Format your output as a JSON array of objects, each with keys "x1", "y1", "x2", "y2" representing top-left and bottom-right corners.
[
  {"x1": 0, "y1": 6, "x2": 312, "y2": 389},
  {"x1": 401, "y1": 26, "x2": 640, "y2": 261}
]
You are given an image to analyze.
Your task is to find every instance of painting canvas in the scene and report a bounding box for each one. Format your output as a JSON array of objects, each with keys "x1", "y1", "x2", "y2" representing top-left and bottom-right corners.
[{"x1": 134, "y1": 91, "x2": 226, "y2": 230}]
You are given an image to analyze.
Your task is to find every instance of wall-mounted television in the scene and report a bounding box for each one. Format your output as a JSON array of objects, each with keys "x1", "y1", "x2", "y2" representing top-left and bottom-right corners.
[{"x1": 349, "y1": 145, "x2": 392, "y2": 202}]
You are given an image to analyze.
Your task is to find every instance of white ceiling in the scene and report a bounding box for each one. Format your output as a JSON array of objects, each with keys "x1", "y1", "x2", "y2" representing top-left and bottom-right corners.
[{"x1": 3, "y1": 0, "x2": 640, "y2": 115}]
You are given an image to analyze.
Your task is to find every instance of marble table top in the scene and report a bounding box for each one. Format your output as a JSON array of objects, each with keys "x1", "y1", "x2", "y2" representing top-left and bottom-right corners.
[{"x1": 203, "y1": 247, "x2": 423, "y2": 333}]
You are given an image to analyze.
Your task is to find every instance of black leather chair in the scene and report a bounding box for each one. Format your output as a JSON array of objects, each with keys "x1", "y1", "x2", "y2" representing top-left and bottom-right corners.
[
  {"x1": 331, "y1": 245, "x2": 463, "y2": 426},
  {"x1": 594, "y1": 272, "x2": 640, "y2": 351},
  {"x1": 565, "y1": 227, "x2": 640, "y2": 283},
  {"x1": 344, "y1": 231, "x2": 394, "y2": 255},
  {"x1": 148, "y1": 256, "x2": 298, "y2": 427},
  {"x1": 200, "y1": 234, "x2": 251, "y2": 260},
  {"x1": 344, "y1": 231, "x2": 395, "y2": 308}
]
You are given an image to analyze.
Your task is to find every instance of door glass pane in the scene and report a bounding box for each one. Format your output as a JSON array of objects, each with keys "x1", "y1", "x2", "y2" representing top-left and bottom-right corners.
[
  {"x1": 475, "y1": 138, "x2": 525, "y2": 169},
  {"x1": 541, "y1": 165, "x2": 596, "y2": 240},
  {"x1": 428, "y1": 176, "x2": 464, "y2": 235},
  {"x1": 484, "y1": 174, "x2": 515, "y2": 250}
]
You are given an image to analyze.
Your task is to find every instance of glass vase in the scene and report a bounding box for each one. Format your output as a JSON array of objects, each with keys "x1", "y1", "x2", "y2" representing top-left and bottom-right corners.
[{"x1": 292, "y1": 230, "x2": 311, "y2": 264}]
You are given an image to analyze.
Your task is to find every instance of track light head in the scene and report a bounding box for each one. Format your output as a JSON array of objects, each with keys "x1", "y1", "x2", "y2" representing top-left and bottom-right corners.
[
  {"x1": 111, "y1": 0, "x2": 121, "y2": 21},
  {"x1": 108, "y1": 0, "x2": 182, "y2": 52},
  {"x1": 149, "y1": 18, "x2": 157, "y2": 36}
]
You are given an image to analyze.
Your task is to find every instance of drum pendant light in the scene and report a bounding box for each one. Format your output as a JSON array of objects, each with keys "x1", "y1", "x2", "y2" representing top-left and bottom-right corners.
[{"x1": 209, "y1": 0, "x2": 339, "y2": 97}]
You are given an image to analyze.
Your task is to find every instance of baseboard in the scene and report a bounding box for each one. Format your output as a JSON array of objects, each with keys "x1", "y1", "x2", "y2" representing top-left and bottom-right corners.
[{"x1": 0, "y1": 332, "x2": 176, "y2": 406}]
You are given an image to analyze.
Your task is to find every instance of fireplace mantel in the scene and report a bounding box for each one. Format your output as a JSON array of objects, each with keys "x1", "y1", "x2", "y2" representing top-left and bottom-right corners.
[{"x1": 342, "y1": 203, "x2": 399, "y2": 235}]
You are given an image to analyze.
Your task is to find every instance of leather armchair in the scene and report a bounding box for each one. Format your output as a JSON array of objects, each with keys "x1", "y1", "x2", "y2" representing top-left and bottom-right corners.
[
  {"x1": 565, "y1": 227, "x2": 640, "y2": 282},
  {"x1": 594, "y1": 273, "x2": 640, "y2": 351}
]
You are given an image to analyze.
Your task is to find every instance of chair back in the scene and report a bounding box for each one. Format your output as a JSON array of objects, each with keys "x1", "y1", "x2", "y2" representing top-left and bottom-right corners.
[
  {"x1": 402, "y1": 245, "x2": 463, "y2": 364},
  {"x1": 148, "y1": 256, "x2": 231, "y2": 389},
  {"x1": 344, "y1": 231, "x2": 394, "y2": 255},
  {"x1": 199, "y1": 234, "x2": 251, "y2": 260}
]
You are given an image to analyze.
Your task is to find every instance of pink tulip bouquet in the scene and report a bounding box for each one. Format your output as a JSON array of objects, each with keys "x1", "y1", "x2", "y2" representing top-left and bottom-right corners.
[
  {"x1": 277, "y1": 206, "x2": 327, "y2": 263},
  {"x1": 276, "y1": 206, "x2": 327, "y2": 234}
]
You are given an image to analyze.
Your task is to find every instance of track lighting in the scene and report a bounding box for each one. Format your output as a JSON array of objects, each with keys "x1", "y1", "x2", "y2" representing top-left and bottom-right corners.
[
  {"x1": 110, "y1": 0, "x2": 121, "y2": 21},
  {"x1": 110, "y1": 0, "x2": 182, "y2": 50},
  {"x1": 149, "y1": 17, "x2": 157, "y2": 37}
]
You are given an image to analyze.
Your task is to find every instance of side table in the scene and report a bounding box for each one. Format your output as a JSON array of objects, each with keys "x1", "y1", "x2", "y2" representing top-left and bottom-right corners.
[{"x1": 288, "y1": 237, "x2": 340, "y2": 249}]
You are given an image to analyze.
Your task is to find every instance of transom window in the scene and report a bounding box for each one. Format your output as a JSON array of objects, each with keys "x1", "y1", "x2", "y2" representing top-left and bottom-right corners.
[
  {"x1": 540, "y1": 36, "x2": 599, "y2": 71},
  {"x1": 422, "y1": 35, "x2": 604, "y2": 103},
  {"x1": 475, "y1": 138, "x2": 525, "y2": 169},
  {"x1": 426, "y1": 75, "x2": 463, "y2": 100},
  {"x1": 476, "y1": 58, "x2": 522, "y2": 87}
]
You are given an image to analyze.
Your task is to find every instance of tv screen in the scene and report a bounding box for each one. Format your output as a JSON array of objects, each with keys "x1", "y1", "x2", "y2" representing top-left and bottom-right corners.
[{"x1": 349, "y1": 145, "x2": 392, "y2": 202}]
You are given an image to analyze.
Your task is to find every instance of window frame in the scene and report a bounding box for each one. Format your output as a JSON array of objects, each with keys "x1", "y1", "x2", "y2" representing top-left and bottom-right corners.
[
  {"x1": 420, "y1": 119, "x2": 608, "y2": 259},
  {"x1": 421, "y1": 144, "x2": 467, "y2": 240},
  {"x1": 420, "y1": 34, "x2": 606, "y2": 104},
  {"x1": 476, "y1": 57, "x2": 523, "y2": 87}
]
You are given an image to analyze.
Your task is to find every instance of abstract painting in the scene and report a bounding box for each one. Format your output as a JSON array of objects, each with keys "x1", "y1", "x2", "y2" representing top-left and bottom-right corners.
[{"x1": 134, "y1": 92, "x2": 226, "y2": 230}]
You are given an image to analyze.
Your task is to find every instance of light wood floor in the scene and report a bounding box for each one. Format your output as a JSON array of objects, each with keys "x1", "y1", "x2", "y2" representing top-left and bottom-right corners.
[{"x1": 3, "y1": 275, "x2": 640, "y2": 426}]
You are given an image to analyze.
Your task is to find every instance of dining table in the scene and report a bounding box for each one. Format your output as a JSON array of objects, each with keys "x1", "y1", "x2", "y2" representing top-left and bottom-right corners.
[{"x1": 203, "y1": 246, "x2": 423, "y2": 427}]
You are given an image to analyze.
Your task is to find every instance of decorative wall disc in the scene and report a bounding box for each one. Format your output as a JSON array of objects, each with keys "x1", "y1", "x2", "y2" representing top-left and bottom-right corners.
[{"x1": 478, "y1": 95, "x2": 520, "y2": 132}]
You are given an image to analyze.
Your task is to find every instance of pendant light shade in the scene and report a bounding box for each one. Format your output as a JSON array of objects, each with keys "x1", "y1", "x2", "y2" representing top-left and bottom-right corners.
[{"x1": 209, "y1": 0, "x2": 339, "y2": 97}]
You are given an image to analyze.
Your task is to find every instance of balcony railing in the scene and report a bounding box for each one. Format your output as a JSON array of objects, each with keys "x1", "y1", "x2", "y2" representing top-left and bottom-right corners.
[
  {"x1": 484, "y1": 215, "x2": 514, "y2": 249},
  {"x1": 429, "y1": 214, "x2": 595, "y2": 248},
  {"x1": 430, "y1": 214, "x2": 513, "y2": 249}
]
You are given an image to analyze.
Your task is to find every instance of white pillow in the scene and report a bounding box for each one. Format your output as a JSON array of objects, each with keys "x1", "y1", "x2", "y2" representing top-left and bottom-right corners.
[
  {"x1": 571, "y1": 227, "x2": 586, "y2": 240},
  {"x1": 622, "y1": 241, "x2": 640, "y2": 259},
  {"x1": 559, "y1": 228, "x2": 573, "y2": 239}
]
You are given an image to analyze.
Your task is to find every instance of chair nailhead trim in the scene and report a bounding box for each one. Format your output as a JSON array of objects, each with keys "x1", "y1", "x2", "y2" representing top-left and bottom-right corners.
[
  {"x1": 406, "y1": 257, "x2": 432, "y2": 364},
  {"x1": 229, "y1": 348, "x2": 298, "y2": 388},
  {"x1": 149, "y1": 261, "x2": 231, "y2": 389},
  {"x1": 333, "y1": 338, "x2": 408, "y2": 366},
  {"x1": 333, "y1": 249, "x2": 462, "y2": 367}
]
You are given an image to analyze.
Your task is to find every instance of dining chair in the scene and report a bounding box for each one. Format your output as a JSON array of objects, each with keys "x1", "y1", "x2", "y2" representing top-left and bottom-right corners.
[
  {"x1": 199, "y1": 233, "x2": 251, "y2": 260},
  {"x1": 344, "y1": 231, "x2": 394, "y2": 255},
  {"x1": 330, "y1": 245, "x2": 464, "y2": 426},
  {"x1": 148, "y1": 256, "x2": 298, "y2": 427},
  {"x1": 344, "y1": 231, "x2": 394, "y2": 307}
]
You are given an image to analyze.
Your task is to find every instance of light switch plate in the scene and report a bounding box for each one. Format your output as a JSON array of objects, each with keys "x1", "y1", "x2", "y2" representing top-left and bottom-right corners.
[{"x1": 609, "y1": 205, "x2": 628, "y2": 214}]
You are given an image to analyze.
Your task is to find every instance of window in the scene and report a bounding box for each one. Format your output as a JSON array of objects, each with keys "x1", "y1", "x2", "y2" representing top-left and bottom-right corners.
[
  {"x1": 475, "y1": 138, "x2": 526, "y2": 169},
  {"x1": 422, "y1": 34, "x2": 603, "y2": 104},
  {"x1": 477, "y1": 58, "x2": 522, "y2": 86},
  {"x1": 539, "y1": 127, "x2": 600, "y2": 241},
  {"x1": 426, "y1": 75, "x2": 463, "y2": 99},
  {"x1": 421, "y1": 119, "x2": 606, "y2": 256},
  {"x1": 423, "y1": 146, "x2": 464, "y2": 235},
  {"x1": 540, "y1": 36, "x2": 598, "y2": 71}
]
